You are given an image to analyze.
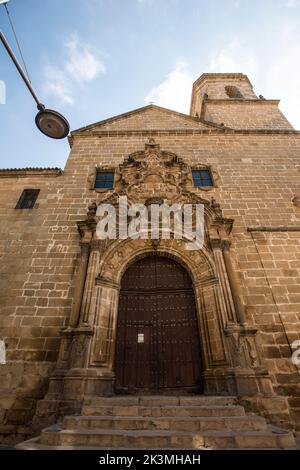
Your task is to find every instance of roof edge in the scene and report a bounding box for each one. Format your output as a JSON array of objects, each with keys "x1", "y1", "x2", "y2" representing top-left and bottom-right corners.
[
  {"x1": 192, "y1": 73, "x2": 252, "y2": 89},
  {"x1": 0, "y1": 167, "x2": 63, "y2": 178},
  {"x1": 70, "y1": 104, "x2": 214, "y2": 135}
]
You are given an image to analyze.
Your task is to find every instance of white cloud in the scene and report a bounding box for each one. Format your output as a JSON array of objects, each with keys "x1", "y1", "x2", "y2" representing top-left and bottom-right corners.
[
  {"x1": 144, "y1": 60, "x2": 194, "y2": 113},
  {"x1": 43, "y1": 34, "x2": 106, "y2": 105},
  {"x1": 207, "y1": 39, "x2": 300, "y2": 128},
  {"x1": 262, "y1": 30, "x2": 300, "y2": 129},
  {"x1": 144, "y1": 44, "x2": 259, "y2": 115},
  {"x1": 208, "y1": 41, "x2": 258, "y2": 80},
  {"x1": 43, "y1": 65, "x2": 74, "y2": 105},
  {"x1": 143, "y1": 36, "x2": 300, "y2": 130},
  {"x1": 65, "y1": 35, "x2": 106, "y2": 82}
]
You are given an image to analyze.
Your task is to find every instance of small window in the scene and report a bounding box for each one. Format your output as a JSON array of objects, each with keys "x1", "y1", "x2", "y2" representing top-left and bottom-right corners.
[
  {"x1": 94, "y1": 171, "x2": 114, "y2": 189},
  {"x1": 16, "y1": 189, "x2": 40, "y2": 209},
  {"x1": 192, "y1": 170, "x2": 213, "y2": 187}
]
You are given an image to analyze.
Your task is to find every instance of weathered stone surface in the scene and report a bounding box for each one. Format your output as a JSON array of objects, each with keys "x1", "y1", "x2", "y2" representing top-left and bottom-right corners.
[
  {"x1": 17, "y1": 395, "x2": 295, "y2": 450},
  {"x1": 1, "y1": 72, "x2": 300, "y2": 444}
]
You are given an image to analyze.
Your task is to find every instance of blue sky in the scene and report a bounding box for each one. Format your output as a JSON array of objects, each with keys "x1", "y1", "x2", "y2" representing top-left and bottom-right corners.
[{"x1": 1, "y1": 0, "x2": 300, "y2": 169}]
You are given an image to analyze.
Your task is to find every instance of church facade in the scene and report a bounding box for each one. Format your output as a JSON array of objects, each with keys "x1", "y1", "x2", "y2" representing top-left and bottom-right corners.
[{"x1": 0, "y1": 73, "x2": 300, "y2": 448}]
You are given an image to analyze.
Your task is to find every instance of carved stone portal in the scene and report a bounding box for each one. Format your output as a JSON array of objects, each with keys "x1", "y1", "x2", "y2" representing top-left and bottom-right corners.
[{"x1": 38, "y1": 140, "x2": 275, "y2": 422}]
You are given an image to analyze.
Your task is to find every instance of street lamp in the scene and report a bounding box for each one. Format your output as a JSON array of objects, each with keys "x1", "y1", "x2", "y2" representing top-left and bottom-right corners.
[{"x1": 0, "y1": 1, "x2": 70, "y2": 139}]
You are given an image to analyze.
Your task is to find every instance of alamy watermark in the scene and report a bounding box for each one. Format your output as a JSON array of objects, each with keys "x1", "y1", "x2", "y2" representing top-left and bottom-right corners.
[
  {"x1": 0, "y1": 80, "x2": 6, "y2": 104},
  {"x1": 96, "y1": 196, "x2": 204, "y2": 251}
]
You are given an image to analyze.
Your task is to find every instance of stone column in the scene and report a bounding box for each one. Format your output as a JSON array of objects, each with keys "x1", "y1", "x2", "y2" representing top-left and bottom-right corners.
[
  {"x1": 78, "y1": 247, "x2": 100, "y2": 326},
  {"x1": 53, "y1": 240, "x2": 96, "y2": 377},
  {"x1": 222, "y1": 242, "x2": 247, "y2": 325},
  {"x1": 211, "y1": 239, "x2": 236, "y2": 324},
  {"x1": 68, "y1": 241, "x2": 91, "y2": 329}
]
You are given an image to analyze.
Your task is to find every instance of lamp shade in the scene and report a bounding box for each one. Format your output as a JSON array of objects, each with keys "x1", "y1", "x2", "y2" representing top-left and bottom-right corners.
[{"x1": 35, "y1": 109, "x2": 70, "y2": 139}]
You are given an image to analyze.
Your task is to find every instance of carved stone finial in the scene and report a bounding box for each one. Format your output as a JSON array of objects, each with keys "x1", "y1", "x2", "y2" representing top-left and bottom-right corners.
[
  {"x1": 210, "y1": 197, "x2": 223, "y2": 218},
  {"x1": 77, "y1": 201, "x2": 98, "y2": 240},
  {"x1": 87, "y1": 201, "x2": 97, "y2": 221},
  {"x1": 211, "y1": 197, "x2": 219, "y2": 209},
  {"x1": 127, "y1": 154, "x2": 135, "y2": 164},
  {"x1": 145, "y1": 138, "x2": 160, "y2": 152}
]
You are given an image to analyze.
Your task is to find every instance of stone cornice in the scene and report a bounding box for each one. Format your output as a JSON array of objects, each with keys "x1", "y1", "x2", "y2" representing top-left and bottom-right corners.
[
  {"x1": 203, "y1": 99, "x2": 280, "y2": 106},
  {"x1": 68, "y1": 128, "x2": 300, "y2": 147},
  {"x1": 0, "y1": 168, "x2": 63, "y2": 178},
  {"x1": 248, "y1": 225, "x2": 300, "y2": 232},
  {"x1": 192, "y1": 73, "x2": 252, "y2": 90}
]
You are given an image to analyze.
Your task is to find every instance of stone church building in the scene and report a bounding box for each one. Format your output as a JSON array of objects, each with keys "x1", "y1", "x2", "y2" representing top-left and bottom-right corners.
[{"x1": 0, "y1": 73, "x2": 300, "y2": 449}]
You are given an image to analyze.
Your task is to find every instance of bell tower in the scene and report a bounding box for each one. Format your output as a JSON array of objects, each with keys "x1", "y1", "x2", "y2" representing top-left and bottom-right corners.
[{"x1": 190, "y1": 73, "x2": 293, "y2": 130}]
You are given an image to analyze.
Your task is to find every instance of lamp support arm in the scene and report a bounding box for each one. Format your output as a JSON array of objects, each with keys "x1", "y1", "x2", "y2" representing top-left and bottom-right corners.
[{"x1": 0, "y1": 29, "x2": 45, "y2": 110}]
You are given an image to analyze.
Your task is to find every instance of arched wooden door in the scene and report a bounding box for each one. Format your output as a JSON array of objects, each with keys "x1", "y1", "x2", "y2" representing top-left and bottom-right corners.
[{"x1": 115, "y1": 256, "x2": 202, "y2": 393}]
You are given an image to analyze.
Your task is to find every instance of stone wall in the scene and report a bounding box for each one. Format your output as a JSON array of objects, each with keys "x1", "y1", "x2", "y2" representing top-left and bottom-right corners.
[
  {"x1": 0, "y1": 169, "x2": 81, "y2": 443},
  {"x1": 0, "y1": 89, "x2": 300, "y2": 441},
  {"x1": 203, "y1": 101, "x2": 292, "y2": 130}
]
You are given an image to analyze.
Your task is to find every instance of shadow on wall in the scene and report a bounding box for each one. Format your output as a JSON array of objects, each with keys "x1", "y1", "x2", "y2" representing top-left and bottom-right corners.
[{"x1": 0, "y1": 360, "x2": 55, "y2": 445}]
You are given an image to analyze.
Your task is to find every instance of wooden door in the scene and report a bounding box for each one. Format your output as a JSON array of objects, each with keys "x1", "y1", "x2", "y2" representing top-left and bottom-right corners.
[{"x1": 115, "y1": 256, "x2": 202, "y2": 393}]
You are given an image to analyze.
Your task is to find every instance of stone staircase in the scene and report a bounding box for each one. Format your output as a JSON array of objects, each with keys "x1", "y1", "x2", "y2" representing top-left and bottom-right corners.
[{"x1": 17, "y1": 396, "x2": 295, "y2": 450}]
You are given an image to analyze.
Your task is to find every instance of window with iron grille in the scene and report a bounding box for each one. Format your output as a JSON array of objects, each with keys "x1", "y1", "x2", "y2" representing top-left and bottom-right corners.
[
  {"x1": 94, "y1": 171, "x2": 114, "y2": 189},
  {"x1": 16, "y1": 189, "x2": 40, "y2": 209},
  {"x1": 192, "y1": 170, "x2": 213, "y2": 187}
]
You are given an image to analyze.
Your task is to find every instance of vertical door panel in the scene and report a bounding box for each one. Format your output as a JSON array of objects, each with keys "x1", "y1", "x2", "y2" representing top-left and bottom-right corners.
[{"x1": 115, "y1": 257, "x2": 202, "y2": 392}]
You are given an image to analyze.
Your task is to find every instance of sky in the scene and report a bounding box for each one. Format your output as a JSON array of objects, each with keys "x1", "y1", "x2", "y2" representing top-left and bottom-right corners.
[{"x1": 0, "y1": 0, "x2": 300, "y2": 169}]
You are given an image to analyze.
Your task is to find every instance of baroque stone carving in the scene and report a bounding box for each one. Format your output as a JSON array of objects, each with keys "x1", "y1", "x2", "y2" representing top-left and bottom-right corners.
[
  {"x1": 70, "y1": 329, "x2": 93, "y2": 368},
  {"x1": 117, "y1": 139, "x2": 191, "y2": 202},
  {"x1": 224, "y1": 324, "x2": 260, "y2": 369}
]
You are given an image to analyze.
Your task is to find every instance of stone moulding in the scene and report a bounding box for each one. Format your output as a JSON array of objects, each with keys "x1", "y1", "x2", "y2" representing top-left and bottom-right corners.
[
  {"x1": 68, "y1": 128, "x2": 300, "y2": 148},
  {"x1": 247, "y1": 225, "x2": 300, "y2": 232},
  {"x1": 0, "y1": 168, "x2": 63, "y2": 178}
]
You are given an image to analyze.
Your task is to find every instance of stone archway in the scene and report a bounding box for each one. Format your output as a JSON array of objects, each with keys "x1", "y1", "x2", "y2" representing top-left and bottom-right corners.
[
  {"x1": 114, "y1": 255, "x2": 203, "y2": 394},
  {"x1": 87, "y1": 236, "x2": 230, "y2": 392}
]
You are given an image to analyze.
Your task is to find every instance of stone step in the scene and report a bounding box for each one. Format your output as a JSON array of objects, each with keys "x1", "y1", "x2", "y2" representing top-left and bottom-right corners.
[
  {"x1": 83, "y1": 395, "x2": 237, "y2": 407},
  {"x1": 63, "y1": 414, "x2": 266, "y2": 432},
  {"x1": 82, "y1": 404, "x2": 245, "y2": 418},
  {"x1": 16, "y1": 395, "x2": 296, "y2": 450},
  {"x1": 16, "y1": 435, "x2": 297, "y2": 451},
  {"x1": 40, "y1": 425, "x2": 295, "y2": 449}
]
